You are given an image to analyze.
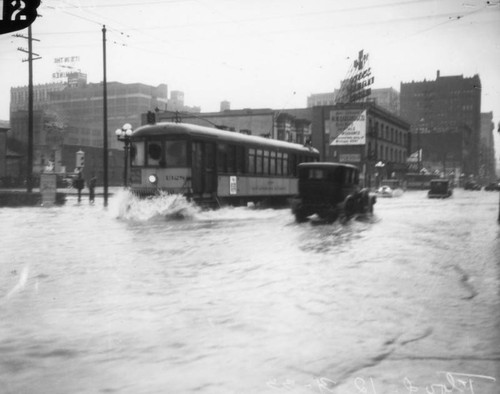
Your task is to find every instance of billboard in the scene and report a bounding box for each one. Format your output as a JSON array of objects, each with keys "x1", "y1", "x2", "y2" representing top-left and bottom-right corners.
[
  {"x1": 326, "y1": 109, "x2": 367, "y2": 146},
  {"x1": 52, "y1": 56, "x2": 81, "y2": 82}
]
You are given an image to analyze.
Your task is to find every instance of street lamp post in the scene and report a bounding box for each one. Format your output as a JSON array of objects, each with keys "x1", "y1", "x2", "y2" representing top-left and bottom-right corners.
[{"x1": 115, "y1": 123, "x2": 133, "y2": 187}]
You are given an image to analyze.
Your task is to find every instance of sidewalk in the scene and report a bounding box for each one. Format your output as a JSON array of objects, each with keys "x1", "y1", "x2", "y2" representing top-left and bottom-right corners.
[
  {"x1": 0, "y1": 186, "x2": 125, "y2": 207},
  {"x1": 58, "y1": 186, "x2": 124, "y2": 196}
]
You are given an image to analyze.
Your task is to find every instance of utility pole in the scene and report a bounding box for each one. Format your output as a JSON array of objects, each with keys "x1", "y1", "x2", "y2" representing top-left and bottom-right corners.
[
  {"x1": 15, "y1": 25, "x2": 41, "y2": 192},
  {"x1": 102, "y1": 25, "x2": 108, "y2": 207}
]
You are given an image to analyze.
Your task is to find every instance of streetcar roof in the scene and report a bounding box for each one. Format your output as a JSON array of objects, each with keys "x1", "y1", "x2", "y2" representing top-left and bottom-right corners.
[{"x1": 132, "y1": 122, "x2": 319, "y2": 154}]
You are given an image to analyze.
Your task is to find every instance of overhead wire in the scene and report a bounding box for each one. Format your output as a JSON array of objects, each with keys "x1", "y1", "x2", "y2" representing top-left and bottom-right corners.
[{"x1": 18, "y1": 0, "x2": 499, "y2": 102}]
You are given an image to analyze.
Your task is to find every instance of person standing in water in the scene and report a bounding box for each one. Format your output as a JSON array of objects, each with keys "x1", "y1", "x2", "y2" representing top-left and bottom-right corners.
[{"x1": 88, "y1": 175, "x2": 97, "y2": 204}]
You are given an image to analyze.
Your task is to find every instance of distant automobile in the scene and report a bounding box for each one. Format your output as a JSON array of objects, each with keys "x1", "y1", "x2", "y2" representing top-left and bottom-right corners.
[
  {"x1": 464, "y1": 181, "x2": 482, "y2": 191},
  {"x1": 484, "y1": 182, "x2": 500, "y2": 191},
  {"x1": 428, "y1": 179, "x2": 453, "y2": 198},
  {"x1": 377, "y1": 185, "x2": 394, "y2": 198}
]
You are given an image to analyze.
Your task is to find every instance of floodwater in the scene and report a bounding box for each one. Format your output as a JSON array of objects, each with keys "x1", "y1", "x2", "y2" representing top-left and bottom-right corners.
[{"x1": 1, "y1": 189, "x2": 499, "y2": 394}]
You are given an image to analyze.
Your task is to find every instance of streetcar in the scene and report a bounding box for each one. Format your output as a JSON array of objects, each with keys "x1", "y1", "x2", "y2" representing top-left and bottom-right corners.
[{"x1": 128, "y1": 122, "x2": 319, "y2": 207}]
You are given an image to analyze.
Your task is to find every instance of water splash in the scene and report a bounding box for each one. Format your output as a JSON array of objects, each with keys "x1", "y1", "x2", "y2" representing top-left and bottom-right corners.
[
  {"x1": 4, "y1": 266, "x2": 29, "y2": 300},
  {"x1": 109, "y1": 189, "x2": 201, "y2": 221}
]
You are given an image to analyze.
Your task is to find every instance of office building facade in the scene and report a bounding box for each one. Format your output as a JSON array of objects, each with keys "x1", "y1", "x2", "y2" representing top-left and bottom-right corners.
[
  {"x1": 9, "y1": 76, "x2": 168, "y2": 185},
  {"x1": 311, "y1": 102, "x2": 410, "y2": 188},
  {"x1": 400, "y1": 71, "x2": 481, "y2": 178}
]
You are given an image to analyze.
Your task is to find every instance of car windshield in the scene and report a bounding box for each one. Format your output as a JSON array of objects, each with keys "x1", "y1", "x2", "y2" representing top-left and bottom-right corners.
[
  {"x1": 430, "y1": 181, "x2": 448, "y2": 192},
  {"x1": 301, "y1": 167, "x2": 344, "y2": 182}
]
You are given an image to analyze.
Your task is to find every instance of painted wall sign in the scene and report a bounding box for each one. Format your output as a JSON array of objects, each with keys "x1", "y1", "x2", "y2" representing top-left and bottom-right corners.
[{"x1": 326, "y1": 109, "x2": 367, "y2": 146}]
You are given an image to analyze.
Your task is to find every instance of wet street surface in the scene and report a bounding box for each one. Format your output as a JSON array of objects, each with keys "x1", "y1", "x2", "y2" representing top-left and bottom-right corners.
[{"x1": 1, "y1": 189, "x2": 499, "y2": 394}]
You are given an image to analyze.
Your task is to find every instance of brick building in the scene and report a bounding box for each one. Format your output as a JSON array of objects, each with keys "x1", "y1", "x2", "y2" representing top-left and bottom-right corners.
[
  {"x1": 9, "y1": 76, "x2": 168, "y2": 185},
  {"x1": 310, "y1": 102, "x2": 410, "y2": 188},
  {"x1": 400, "y1": 71, "x2": 481, "y2": 178}
]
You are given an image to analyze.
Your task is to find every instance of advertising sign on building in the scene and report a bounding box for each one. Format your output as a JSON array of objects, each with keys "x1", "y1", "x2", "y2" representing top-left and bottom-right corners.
[
  {"x1": 339, "y1": 153, "x2": 361, "y2": 163},
  {"x1": 52, "y1": 56, "x2": 81, "y2": 82},
  {"x1": 326, "y1": 109, "x2": 367, "y2": 146}
]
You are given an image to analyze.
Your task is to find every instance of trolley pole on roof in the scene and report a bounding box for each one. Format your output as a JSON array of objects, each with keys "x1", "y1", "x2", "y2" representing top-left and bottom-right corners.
[{"x1": 102, "y1": 25, "x2": 109, "y2": 207}]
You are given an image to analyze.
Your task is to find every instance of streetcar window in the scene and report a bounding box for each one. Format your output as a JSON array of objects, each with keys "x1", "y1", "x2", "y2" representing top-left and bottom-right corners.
[
  {"x1": 283, "y1": 153, "x2": 288, "y2": 175},
  {"x1": 256, "y1": 150, "x2": 263, "y2": 174},
  {"x1": 290, "y1": 154, "x2": 297, "y2": 176},
  {"x1": 165, "y1": 140, "x2": 187, "y2": 167},
  {"x1": 227, "y1": 145, "x2": 236, "y2": 173},
  {"x1": 236, "y1": 146, "x2": 245, "y2": 173},
  {"x1": 131, "y1": 141, "x2": 145, "y2": 166},
  {"x1": 270, "y1": 151, "x2": 276, "y2": 175},
  {"x1": 218, "y1": 144, "x2": 228, "y2": 172},
  {"x1": 147, "y1": 140, "x2": 163, "y2": 166},
  {"x1": 263, "y1": 151, "x2": 269, "y2": 175},
  {"x1": 248, "y1": 149, "x2": 255, "y2": 174}
]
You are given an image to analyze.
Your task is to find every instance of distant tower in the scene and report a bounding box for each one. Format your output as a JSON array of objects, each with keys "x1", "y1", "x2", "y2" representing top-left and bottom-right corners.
[
  {"x1": 168, "y1": 91, "x2": 184, "y2": 111},
  {"x1": 220, "y1": 100, "x2": 230, "y2": 111}
]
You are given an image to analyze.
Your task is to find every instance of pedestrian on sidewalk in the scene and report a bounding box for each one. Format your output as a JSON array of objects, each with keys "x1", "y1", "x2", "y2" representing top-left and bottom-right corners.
[
  {"x1": 74, "y1": 169, "x2": 84, "y2": 203},
  {"x1": 88, "y1": 174, "x2": 97, "y2": 204}
]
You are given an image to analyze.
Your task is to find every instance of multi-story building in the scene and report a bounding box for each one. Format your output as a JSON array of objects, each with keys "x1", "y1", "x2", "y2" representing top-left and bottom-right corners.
[
  {"x1": 400, "y1": 70, "x2": 481, "y2": 178},
  {"x1": 9, "y1": 75, "x2": 168, "y2": 185},
  {"x1": 479, "y1": 112, "x2": 497, "y2": 182},
  {"x1": 310, "y1": 102, "x2": 410, "y2": 188},
  {"x1": 369, "y1": 88, "x2": 400, "y2": 116},
  {"x1": 307, "y1": 88, "x2": 400, "y2": 116},
  {"x1": 10, "y1": 82, "x2": 67, "y2": 113},
  {"x1": 0, "y1": 121, "x2": 8, "y2": 179}
]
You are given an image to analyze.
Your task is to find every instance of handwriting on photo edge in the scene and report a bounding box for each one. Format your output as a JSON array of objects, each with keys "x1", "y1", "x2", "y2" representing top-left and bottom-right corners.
[{"x1": 266, "y1": 371, "x2": 497, "y2": 394}]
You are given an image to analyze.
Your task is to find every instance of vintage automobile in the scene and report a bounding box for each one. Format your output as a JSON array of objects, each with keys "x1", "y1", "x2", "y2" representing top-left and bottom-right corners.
[
  {"x1": 484, "y1": 182, "x2": 500, "y2": 191},
  {"x1": 377, "y1": 185, "x2": 394, "y2": 198},
  {"x1": 427, "y1": 179, "x2": 453, "y2": 199},
  {"x1": 376, "y1": 179, "x2": 404, "y2": 198},
  {"x1": 464, "y1": 180, "x2": 482, "y2": 190},
  {"x1": 291, "y1": 162, "x2": 376, "y2": 223}
]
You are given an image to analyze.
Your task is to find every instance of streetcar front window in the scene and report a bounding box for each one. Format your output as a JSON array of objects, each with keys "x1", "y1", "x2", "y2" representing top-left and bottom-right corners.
[
  {"x1": 131, "y1": 141, "x2": 145, "y2": 166},
  {"x1": 147, "y1": 140, "x2": 163, "y2": 166},
  {"x1": 165, "y1": 140, "x2": 187, "y2": 167}
]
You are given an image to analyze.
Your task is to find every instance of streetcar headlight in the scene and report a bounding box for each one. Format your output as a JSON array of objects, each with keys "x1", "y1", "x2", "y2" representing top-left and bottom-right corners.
[{"x1": 148, "y1": 174, "x2": 158, "y2": 185}]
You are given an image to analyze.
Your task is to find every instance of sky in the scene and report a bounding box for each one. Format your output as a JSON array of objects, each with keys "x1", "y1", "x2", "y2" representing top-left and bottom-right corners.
[{"x1": 1, "y1": 0, "x2": 499, "y2": 158}]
